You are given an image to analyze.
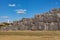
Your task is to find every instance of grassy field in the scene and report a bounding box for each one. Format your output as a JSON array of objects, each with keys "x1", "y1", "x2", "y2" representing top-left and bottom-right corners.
[
  {"x1": 0, "y1": 36, "x2": 60, "y2": 40},
  {"x1": 0, "y1": 31, "x2": 60, "y2": 40}
]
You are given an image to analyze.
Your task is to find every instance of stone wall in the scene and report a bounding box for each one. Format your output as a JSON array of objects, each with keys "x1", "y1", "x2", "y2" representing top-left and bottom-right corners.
[{"x1": 1, "y1": 8, "x2": 60, "y2": 31}]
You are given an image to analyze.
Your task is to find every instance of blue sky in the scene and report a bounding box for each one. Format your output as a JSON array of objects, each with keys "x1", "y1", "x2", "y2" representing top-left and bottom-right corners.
[{"x1": 0, "y1": 0, "x2": 60, "y2": 22}]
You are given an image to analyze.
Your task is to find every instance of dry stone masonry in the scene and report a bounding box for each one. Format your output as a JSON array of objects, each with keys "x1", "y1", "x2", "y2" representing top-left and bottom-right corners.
[{"x1": 0, "y1": 8, "x2": 60, "y2": 31}]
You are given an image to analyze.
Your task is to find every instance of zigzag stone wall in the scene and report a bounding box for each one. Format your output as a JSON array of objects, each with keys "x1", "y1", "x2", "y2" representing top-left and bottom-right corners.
[{"x1": 1, "y1": 8, "x2": 60, "y2": 31}]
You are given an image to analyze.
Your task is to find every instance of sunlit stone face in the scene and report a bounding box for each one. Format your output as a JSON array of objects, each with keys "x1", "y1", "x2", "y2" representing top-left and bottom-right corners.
[{"x1": 57, "y1": 13, "x2": 60, "y2": 17}]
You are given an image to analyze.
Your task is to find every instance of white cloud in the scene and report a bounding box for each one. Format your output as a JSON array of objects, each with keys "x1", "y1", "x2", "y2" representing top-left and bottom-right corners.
[
  {"x1": 8, "y1": 4, "x2": 16, "y2": 7},
  {"x1": 15, "y1": 9, "x2": 27, "y2": 14},
  {"x1": 0, "y1": 16, "x2": 8, "y2": 19}
]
